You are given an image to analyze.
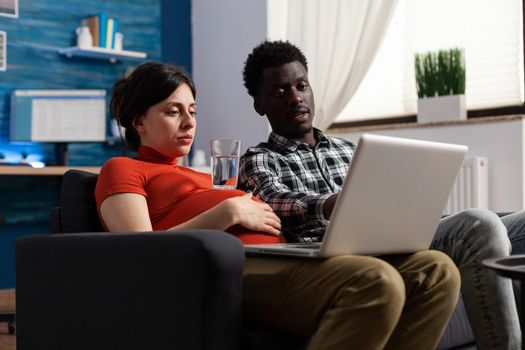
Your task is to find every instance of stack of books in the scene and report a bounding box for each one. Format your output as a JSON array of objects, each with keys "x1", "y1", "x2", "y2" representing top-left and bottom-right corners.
[{"x1": 81, "y1": 12, "x2": 119, "y2": 50}]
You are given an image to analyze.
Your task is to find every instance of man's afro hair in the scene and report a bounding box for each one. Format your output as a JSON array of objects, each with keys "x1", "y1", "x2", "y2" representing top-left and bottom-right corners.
[{"x1": 243, "y1": 40, "x2": 308, "y2": 97}]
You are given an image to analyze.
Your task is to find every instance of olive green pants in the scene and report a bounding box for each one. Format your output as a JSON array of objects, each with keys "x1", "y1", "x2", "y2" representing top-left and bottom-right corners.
[{"x1": 243, "y1": 250, "x2": 460, "y2": 350}]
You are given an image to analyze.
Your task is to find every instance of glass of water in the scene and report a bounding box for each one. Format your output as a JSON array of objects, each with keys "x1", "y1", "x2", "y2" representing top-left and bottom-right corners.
[{"x1": 210, "y1": 139, "x2": 241, "y2": 190}]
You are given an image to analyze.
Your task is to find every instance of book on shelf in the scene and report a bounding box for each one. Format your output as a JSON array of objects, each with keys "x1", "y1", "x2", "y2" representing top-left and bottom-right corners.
[
  {"x1": 80, "y1": 13, "x2": 119, "y2": 50},
  {"x1": 98, "y1": 12, "x2": 108, "y2": 48},
  {"x1": 81, "y1": 15, "x2": 99, "y2": 47},
  {"x1": 106, "y1": 17, "x2": 119, "y2": 49}
]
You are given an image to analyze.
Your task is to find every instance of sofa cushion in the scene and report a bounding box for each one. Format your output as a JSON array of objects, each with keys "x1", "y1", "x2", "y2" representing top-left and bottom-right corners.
[
  {"x1": 60, "y1": 169, "x2": 103, "y2": 233},
  {"x1": 437, "y1": 294, "x2": 476, "y2": 349}
]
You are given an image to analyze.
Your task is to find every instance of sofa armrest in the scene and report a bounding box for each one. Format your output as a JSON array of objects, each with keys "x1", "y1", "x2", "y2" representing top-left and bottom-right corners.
[
  {"x1": 50, "y1": 207, "x2": 61, "y2": 233},
  {"x1": 16, "y1": 230, "x2": 244, "y2": 350}
]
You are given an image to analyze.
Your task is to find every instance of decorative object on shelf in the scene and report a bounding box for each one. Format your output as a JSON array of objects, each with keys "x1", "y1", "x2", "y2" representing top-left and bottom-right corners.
[
  {"x1": 114, "y1": 32, "x2": 123, "y2": 51},
  {"x1": 415, "y1": 48, "x2": 466, "y2": 123},
  {"x1": 76, "y1": 26, "x2": 93, "y2": 49},
  {"x1": 60, "y1": 12, "x2": 145, "y2": 63}
]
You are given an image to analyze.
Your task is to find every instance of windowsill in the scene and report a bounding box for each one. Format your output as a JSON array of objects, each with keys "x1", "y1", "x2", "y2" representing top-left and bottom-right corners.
[{"x1": 328, "y1": 114, "x2": 525, "y2": 134}]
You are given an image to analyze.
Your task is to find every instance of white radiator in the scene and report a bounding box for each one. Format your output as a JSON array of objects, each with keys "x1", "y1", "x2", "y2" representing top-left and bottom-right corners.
[{"x1": 443, "y1": 156, "x2": 488, "y2": 215}]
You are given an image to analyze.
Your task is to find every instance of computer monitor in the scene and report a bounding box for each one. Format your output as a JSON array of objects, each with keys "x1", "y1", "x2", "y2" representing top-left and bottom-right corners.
[{"x1": 10, "y1": 89, "x2": 106, "y2": 143}]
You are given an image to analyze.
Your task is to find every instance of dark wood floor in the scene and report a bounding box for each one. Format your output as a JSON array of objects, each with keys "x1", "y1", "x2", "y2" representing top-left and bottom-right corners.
[{"x1": 0, "y1": 289, "x2": 16, "y2": 350}]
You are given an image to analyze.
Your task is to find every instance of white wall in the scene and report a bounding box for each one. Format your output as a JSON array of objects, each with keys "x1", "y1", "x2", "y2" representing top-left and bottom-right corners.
[
  {"x1": 192, "y1": 0, "x2": 270, "y2": 161},
  {"x1": 328, "y1": 118, "x2": 525, "y2": 212}
]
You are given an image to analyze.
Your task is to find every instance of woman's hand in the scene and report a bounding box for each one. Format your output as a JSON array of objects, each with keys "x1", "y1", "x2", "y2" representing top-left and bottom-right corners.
[{"x1": 224, "y1": 193, "x2": 281, "y2": 236}]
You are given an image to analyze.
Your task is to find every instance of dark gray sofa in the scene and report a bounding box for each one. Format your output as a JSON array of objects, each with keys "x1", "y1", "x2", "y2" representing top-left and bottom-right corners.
[{"x1": 15, "y1": 169, "x2": 476, "y2": 349}]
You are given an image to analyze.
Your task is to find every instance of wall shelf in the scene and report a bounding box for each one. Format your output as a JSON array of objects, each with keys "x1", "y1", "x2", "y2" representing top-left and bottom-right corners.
[{"x1": 58, "y1": 46, "x2": 147, "y2": 63}]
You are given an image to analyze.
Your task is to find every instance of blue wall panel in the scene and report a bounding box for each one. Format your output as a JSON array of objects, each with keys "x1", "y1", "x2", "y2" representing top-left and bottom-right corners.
[
  {"x1": 0, "y1": 0, "x2": 161, "y2": 224},
  {"x1": 162, "y1": 0, "x2": 192, "y2": 73},
  {"x1": 0, "y1": 0, "x2": 161, "y2": 163},
  {"x1": 0, "y1": 0, "x2": 195, "y2": 289}
]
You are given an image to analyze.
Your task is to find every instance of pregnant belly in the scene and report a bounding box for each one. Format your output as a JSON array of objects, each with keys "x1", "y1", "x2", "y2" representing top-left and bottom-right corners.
[{"x1": 153, "y1": 189, "x2": 285, "y2": 244}]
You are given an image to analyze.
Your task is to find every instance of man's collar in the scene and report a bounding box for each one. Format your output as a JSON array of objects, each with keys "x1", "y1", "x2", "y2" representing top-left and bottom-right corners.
[{"x1": 268, "y1": 128, "x2": 330, "y2": 152}]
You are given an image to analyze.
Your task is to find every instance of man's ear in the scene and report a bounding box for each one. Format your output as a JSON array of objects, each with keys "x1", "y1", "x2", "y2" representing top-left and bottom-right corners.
[
  {"x1": 132, "y1": 115, "x2": 146, "y2": 134},
  {"x1": 254, "y1": 98, "x2": 265, "y2": 116}
]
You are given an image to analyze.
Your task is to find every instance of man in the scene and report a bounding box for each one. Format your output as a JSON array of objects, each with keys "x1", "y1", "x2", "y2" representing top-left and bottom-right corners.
[{"x1": 239, "y1": 40, "x2": 524, "y2": 350}]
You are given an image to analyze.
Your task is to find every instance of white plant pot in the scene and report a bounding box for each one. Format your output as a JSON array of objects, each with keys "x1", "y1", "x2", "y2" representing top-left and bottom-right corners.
[{"x1": 417, "y1": 94, "x2": 466, "y2": 123}]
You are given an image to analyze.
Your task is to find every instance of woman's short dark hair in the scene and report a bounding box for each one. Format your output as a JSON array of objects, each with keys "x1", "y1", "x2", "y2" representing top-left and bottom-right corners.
[
  {"x1": 243, "y1": 40, "x2": 308, "y2": 98},
  {"x1": 110, "y1": 61, "x2": 196, "y2": 151}
]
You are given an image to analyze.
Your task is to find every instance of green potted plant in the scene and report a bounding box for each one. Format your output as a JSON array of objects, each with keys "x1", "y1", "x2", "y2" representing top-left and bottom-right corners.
[{"x1": 415, "y1": 48, "x2": 466, "y2": 122}]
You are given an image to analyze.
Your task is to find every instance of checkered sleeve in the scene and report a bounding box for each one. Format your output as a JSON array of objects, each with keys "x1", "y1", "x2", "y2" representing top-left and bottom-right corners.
[{"x1": 239, "y1": 151, "x2": 331, "y2": 242}]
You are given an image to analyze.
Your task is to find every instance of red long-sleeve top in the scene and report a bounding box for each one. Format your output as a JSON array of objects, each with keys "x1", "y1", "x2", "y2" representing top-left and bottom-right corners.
[{"x1": 95, "y1": 145, "x2": 285, "y2": 245}]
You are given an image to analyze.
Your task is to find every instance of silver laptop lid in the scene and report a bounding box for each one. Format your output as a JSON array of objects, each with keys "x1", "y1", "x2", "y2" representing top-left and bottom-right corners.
[{"x1": 320, "y1": 134, "x2": 467, "y2": 256}]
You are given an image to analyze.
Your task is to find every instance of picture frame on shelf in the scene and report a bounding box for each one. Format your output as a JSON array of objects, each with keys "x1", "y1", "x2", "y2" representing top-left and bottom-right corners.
[
  {"x1": 0, "y1": 0, "x2": 18, "y2": 18},
  {"x1": 0, "y1": 31, "x2": 6, "y2": 71}
]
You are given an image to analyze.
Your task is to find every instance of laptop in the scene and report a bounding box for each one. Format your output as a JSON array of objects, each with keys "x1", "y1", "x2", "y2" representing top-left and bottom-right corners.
[{"x1": 244, "y1": 133, "x2": 468, "y2": 258}]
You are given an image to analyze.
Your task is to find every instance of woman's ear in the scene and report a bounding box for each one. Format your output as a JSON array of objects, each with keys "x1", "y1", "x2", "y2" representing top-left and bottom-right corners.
[
  {"x1": 132, "y1": 115, "x2": 146, "y2": 134},
  {"x1": 254, "y1": 98, "x2": 265, "y2": 116}
]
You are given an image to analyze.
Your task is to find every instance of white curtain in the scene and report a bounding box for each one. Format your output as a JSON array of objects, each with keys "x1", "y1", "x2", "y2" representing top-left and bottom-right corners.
[
  {"x1": 267, "y1": 0, "x2": 399, "y2": 130},
  {"x1": 337, "y1": 0, "x2": 524, "y2": 123}
]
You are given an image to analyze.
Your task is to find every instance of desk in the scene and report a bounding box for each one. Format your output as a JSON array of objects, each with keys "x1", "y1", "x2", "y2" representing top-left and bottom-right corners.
[
  {"x1": 0, "y1": 166, "x2": 101, "y2": 176},
  {"x1": 482, "y1": 255, "x2": 525, "y2": 348},
  {"x1": 0, "y1": 166, "x2": 100, "y2": 227},
  {"x1": 0, "y1": 165, "x2": 210, "y2": 176}
]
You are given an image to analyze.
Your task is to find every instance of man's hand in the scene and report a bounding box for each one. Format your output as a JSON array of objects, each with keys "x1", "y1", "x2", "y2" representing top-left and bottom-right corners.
[{"x1": 323, "y1": 193, "x2": 339, "y2": 220}]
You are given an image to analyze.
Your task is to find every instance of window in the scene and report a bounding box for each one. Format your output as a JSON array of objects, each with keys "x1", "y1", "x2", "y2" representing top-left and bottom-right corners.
[{"x1": 334, "y1": 0, "x2": 524, "y2": 124}]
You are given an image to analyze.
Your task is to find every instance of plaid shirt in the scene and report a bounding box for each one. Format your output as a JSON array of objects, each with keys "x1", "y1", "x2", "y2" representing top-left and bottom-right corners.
[{"x1": 238, "y1": 128, "x2": 356, "y2": 242}]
